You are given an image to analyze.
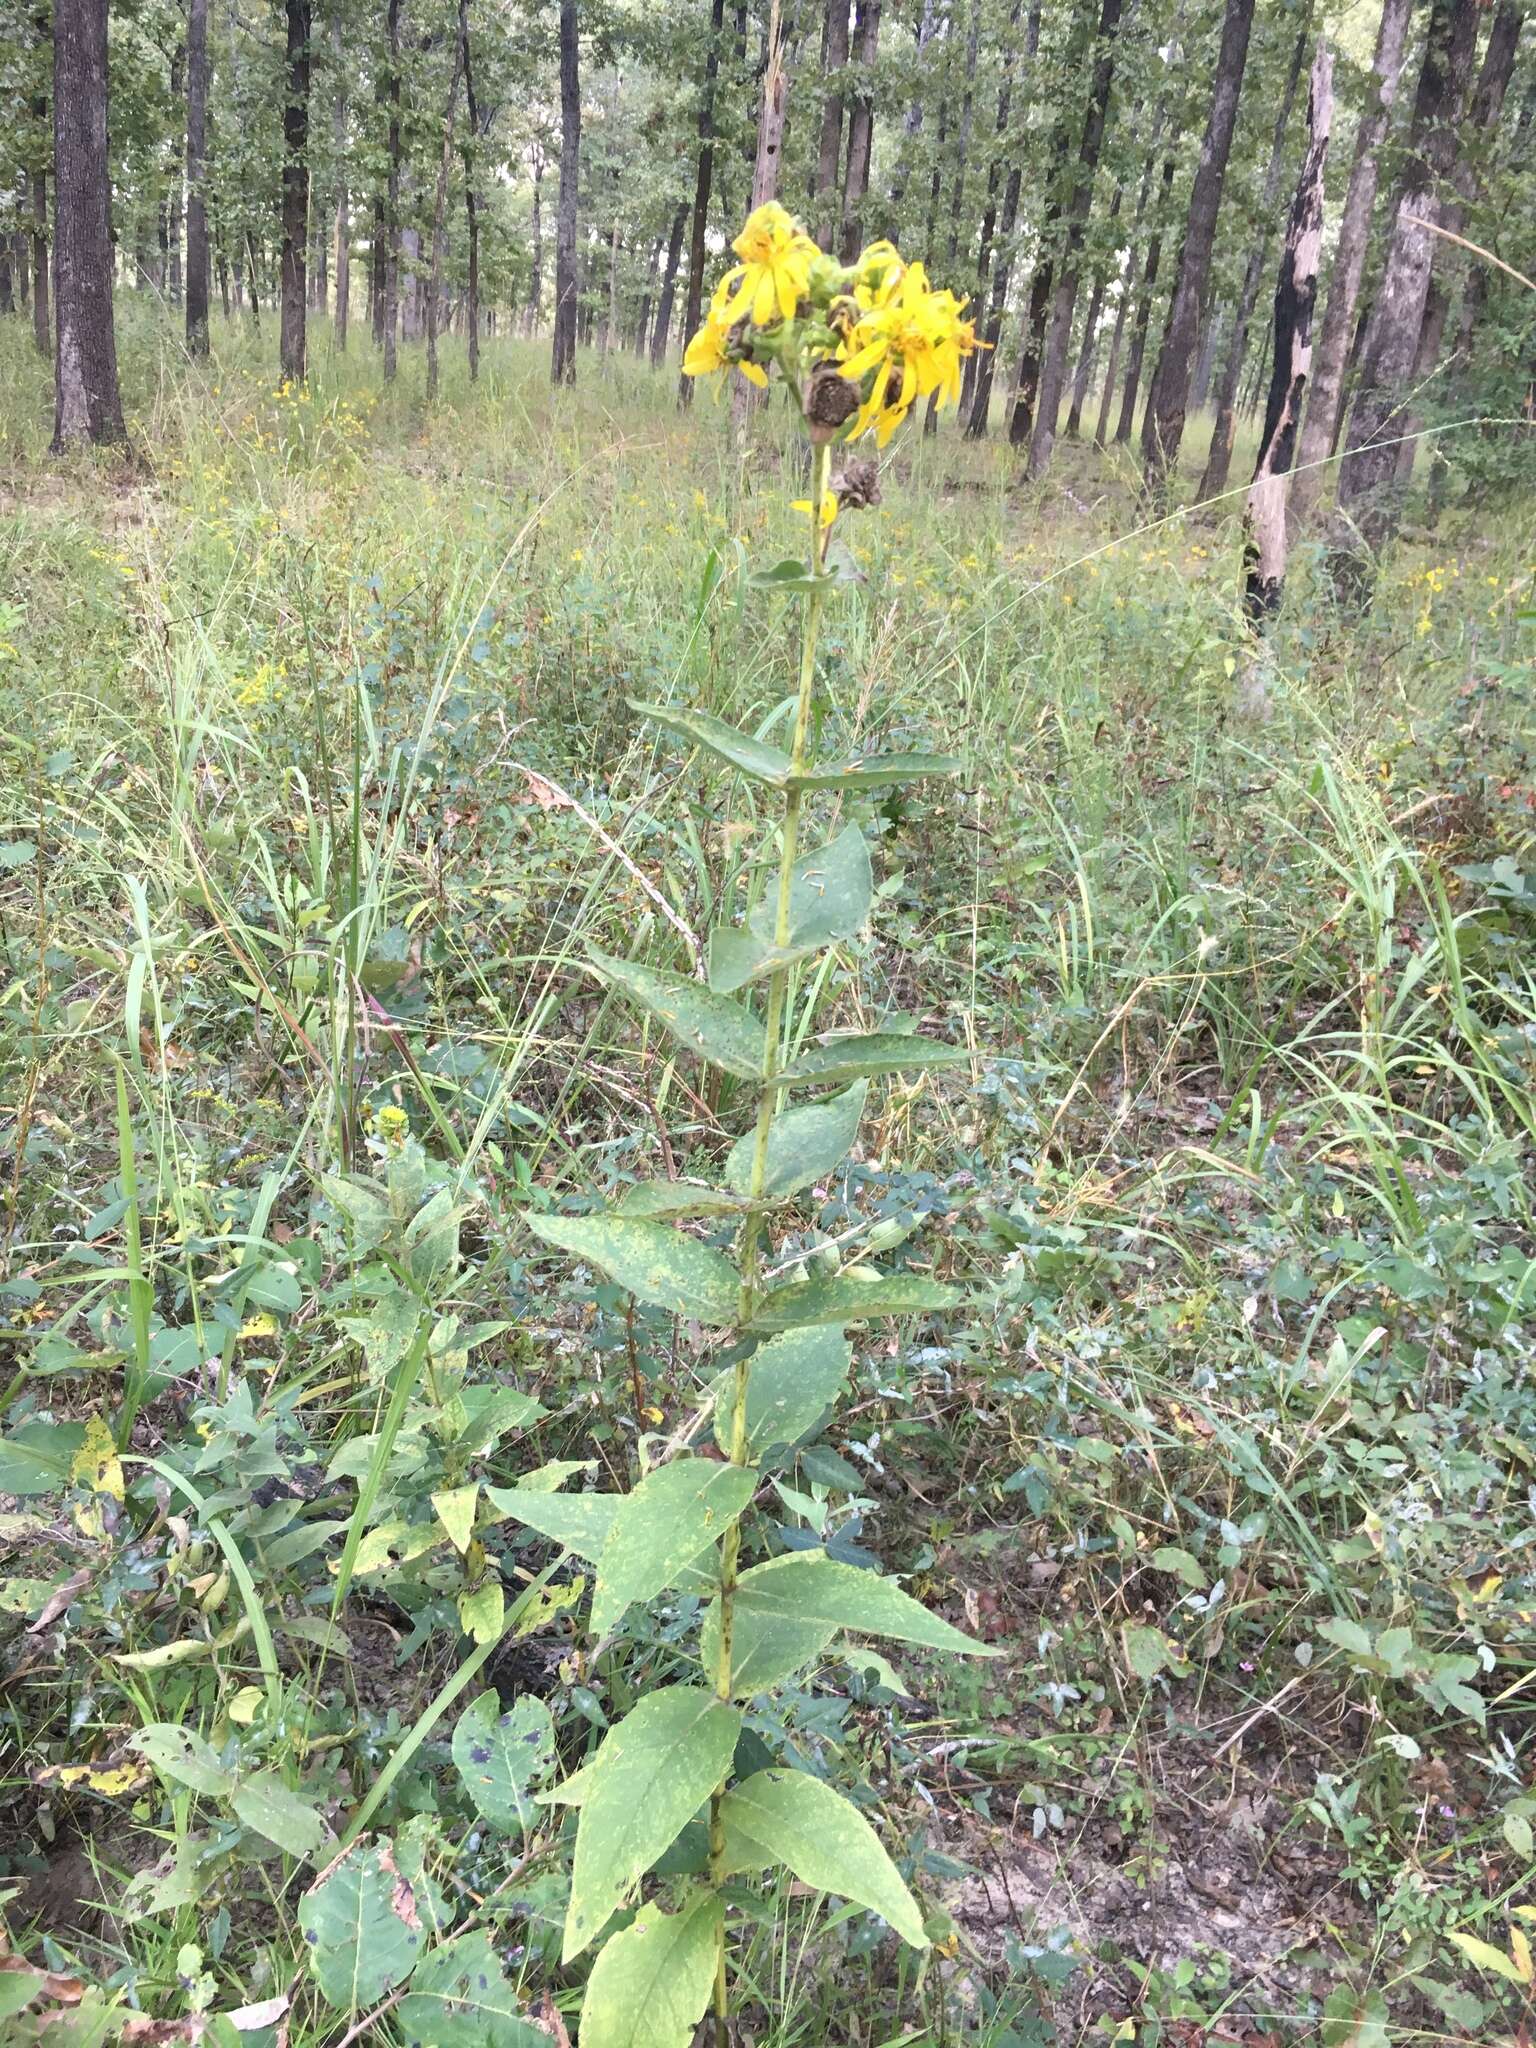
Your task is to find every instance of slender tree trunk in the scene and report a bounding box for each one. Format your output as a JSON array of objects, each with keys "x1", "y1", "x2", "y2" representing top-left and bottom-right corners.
[
  {"x1": 185, "y1": 0, "x2": 211, "y2": 354},
  {"x1": 839, "y1": 0, "x2": 882, "y2": 260},
  {"x1": 815, "y1": 0, "x2": 851, "y2": 247},
  {"x1": 678, "y1": 0, "x2": 726, "y2": 406},
  {"x1": 332, "y1": 6, "x2": 349, "y2": 349},
  {"x1": 1197, "y1": 25, "x2": 1308, "y2": 505},
  {"x1": 1290, "y1": 0, "x2": 1413, "y2": 523},
  {"x1": 732, "y1": 0, "x2": 790, "y2": 426},
  {"x1": 1141, "y1": 0, "x2": 1255, "y2": 500},
  {"x1": 383, "y1": 0, "x2": 401, "y2": 380},
  {"x1": 166, "y1": 45, "x2": 185, "y2": 306},
  {"x1": 1026, "y1": 0, "x2": 1127, "y2": 479},
  {"x1": 1094, "y1": 112, "x2": 1164, "y2": 448},
  {"x1": 0, "y1": 246, "x2": 11, "y2": 317},
  {"x1": 246, "y1": 233, "x2": 261, "y2": 327},
  {"x1": 962, "y1": 0, "x2": 1030, "y2": 440},
  {"x1": 1066, "y1": 184, "x2": 1124, "y2": 438},
  {"x1": 217, "y1": 250, "x2": 229, "y2": 318},
  {"x1": 51, "y1": 0, "x2": 126, "y2": 449},
  {"x1": 425, "y1": 24, "x2": 464, "y2": 402},
  {"x1": 1192, "y1": 303, "x2": 1225, "y2": 408},
  {"x1": 279, "y1": 0, "x2": 311, "y2": 382},
  {"x1": 650, "y1": 201, "x2": 688, "y2": 366},
  {"x1": 1332, "y1": 0, "x2": 1481, "y2": 596},
  {"x1": 371, "y1": 200, "x2": 386, "y2": 346},
  {"x1": 601, "y1": 217, "x2": 620, "y2": 359},
  {"x1": 1240, "y1": 42, "x2": 1332, "y2": 648},
  {"x1": 458, "y1": 0, "x2": 480, "y2": 378},
  {"x1": 30, "y1": 167, "x2": 50, "y2": 359},
  {"x1": 12, "y1": 227, "x2": 28, "y2": 309},
  {"x1": 1115, "y1": 146, "x2": 1176, "y2": 442},
  {"x1": 526, "y1": 150, "x2": 544, "y2": 334},
  {"x1": 551, "y1": 0, "x2": 581, "y2": 384}
]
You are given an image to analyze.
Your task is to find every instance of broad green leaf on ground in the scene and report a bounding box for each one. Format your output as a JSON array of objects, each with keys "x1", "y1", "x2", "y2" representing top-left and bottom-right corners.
[
  {"x1": 1122, "y1": 1624, "x2": 1185, "y2": 1681},
  {"x1": 395, "y1": 1930, "x2": 545, "y2": 2048},
  {"x1": 585, "y1": 949, "x2": 763, "y2": 1079},
  {"x1": 230, "y1": 1772, "x2": 328, "y2": 1858},
  {"x1": 451, "y1": 1692, "x2": 556, "y2": 1834},
  {"x1": 780, "y1": 1032, "x2": 971, "y2": 1087},
  {"x1": 750, "y1": 1269, "x2": 959, "y2": 1331},
  {"x1": 718, "y1": 1768, "x2": 927, "y2": 1947},
  {"x1": 485, "y1": 1483, "x2": 620, "y2": 1563},
  {"x1": 618, "y1": 1180, "x2": 750, "y2": 1220},
  {"x1": 702, "y1": 1551, "x2": 999, "y2": 1695},
  {"x1": 708, "y1": 825, "x2": 873, "y2": 994},
  {"x1": 565, "y1": 1687, "x2": 740, "y2": 1962},
  {"x1": 131, "y1": 1725, "x2": 233, "y2": 1797},
  {"x1": 628, "y1": 700, "x2": 792, "y2": 784},
  {"x1": 525, "y1": 1212, "x2": 740, "y2": 1325},
  {"x1": 710, "y1": 1327, "x2": 851, "y2": 1460},
  {"x1": 298, "y1": 1837, "x2": 432, "y2": 2008},
  {"x1": 725, "y1": 1081, "x2": 867, "y2": 1200},
  {"x1": 0, "y1": 1422, "x2": 86, "y2": 1496},
  {"x1": 790, "y1": 752, "x2": 962, "y2": 790},
  {"x1": 591, "y1": 1457, "x2": 755, "y2": 1637},
  {"x1": 577, "y1": 1890, "x2": 724, "y2": 2048}
]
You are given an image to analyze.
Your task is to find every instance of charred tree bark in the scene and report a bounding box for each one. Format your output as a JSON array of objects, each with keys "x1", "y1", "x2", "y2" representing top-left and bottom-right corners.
[
  {"x1": 50, "y1": 0, "x2": 126, "y2": 450},
  {"x1": 678, "y1": 0, "x2": 725, "y2": 406},
  {"x1": 815, "y1": 0, "x2": 852, "y2": 247},
  {"x1": 650, "y1": 201, "x2": 687, "y2": 367},
  {"x1": 30, "y1": 165, "x2": 50, "y2": 361},
  {"x1": 279, "y1": 0, "x2": 311, "y2": 384},
  {"x1": 1140, "y1": 0, "x2": 1255, "y2": 500},
  {"x1": 185, "y1": 0, "x2": 211, "y2": 353},
  {"x1": 551, "y1": 0, "x2": 581, "y2": 383},
  {"x1": 839, "y1": 0, "x2": 882, "y2": 260},
  {"x1": 1332, "y1": 0, "x2": 1480, "y2": 598}
]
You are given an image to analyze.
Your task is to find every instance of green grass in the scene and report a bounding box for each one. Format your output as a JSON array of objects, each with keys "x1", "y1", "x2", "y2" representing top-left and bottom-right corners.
[{"x1": 1, "y1": 302, "x2": 1533, "y2": 2046}]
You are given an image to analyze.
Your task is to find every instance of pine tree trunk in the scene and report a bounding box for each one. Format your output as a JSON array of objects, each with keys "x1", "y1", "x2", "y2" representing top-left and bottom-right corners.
[
  {"x1": 332, "y1": 6, "x2": 349, "y2": 350},
  {"x1": 426, "y1": 23, "x2": 464, "y2": 403},
  {"x1": 185, "y1": 0, "x2": 211, "y2": 353},
  {"x1": 815, "y1": 0, "x2": 851, "y2": 247},
  {"x1": 1140, "y1": 0, "x2": 1255, "y2": 500},
  {"x1": 551, "y1": 0, "x2": 581, "y2": 384},
  {"x1": 678, "y1": 0, "x2": 726, "y2": 406},
  {"x1": 1026, "y1": 0, "x2": 1126, "y2": 480},
  {"x1": 1196, "y1": 25, "x2": 1307, "y2": 505},
  {"x1": 1332, "y1": 0, "x2": 1480, "y2": 596},
  {"x1": 50, "y1": 0, "x2": 125, "y2": 449},
  {"x1": 383, "y1": 0, "x2": 401, "y2": 381},
  {"x1": 1290, "y1": 0, "x2": 1413, "y2": 523},
  {"x1": 1114, "y1": 146, "x2": 1176, "y2": 442},
  {"x1": 650, "y1": 202, "x2": 688, "y2": 367},
  {"x1": 458, "y1": 0, "x2": 480, "y2": 378},
  {"x1": 279, "y1": 0, "x2": 311, "y2": 383},
  {"x1": 1240, "y1": 42, "x2": 1331, "y2": 645},
  {"x1": 839, "y1": 0, "x2": 881, "y2": 260}
]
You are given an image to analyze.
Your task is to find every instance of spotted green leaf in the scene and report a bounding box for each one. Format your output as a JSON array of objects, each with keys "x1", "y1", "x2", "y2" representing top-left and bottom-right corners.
[
  {"x1": 628, "y1": 699, "x2": 792, "y2": 784},
  {"x1": 586, "y1": 948, "x2": 763, "y2": 1079},
  {"x1": 789, "y1": 752, "x2": 962, "y2": 791},
  {"x1": 725, "y1": 1080, "x2": 867, "y2": 1200},
  {"x1": 484, "y1": 1483, "x2": 620, "y2": 1563},
  {"x1": 708, "y1": 825, "x2": 873, "y2": 995},
  {"x1": 524, "y1": 1211, "x2": 740, "y2": 1325},
  {"x1": 591, "y1": 1456, "x2": 755, "y2": 1637},
  {"x1": 749, "y1": 1268, "x2": 959, "y2": 1331},
  {"x1": 780, "y1": 1032, "x2": 971, "y2": 1088},
  {"x1": 451, "y1": 1691, "x2": 556, "y2": 1835},
  {"x1": 718, "y1": 1768, "x2": 928, "y2": 1947},
  {"x1": 576, "y1": 1890, "x2": 723, "y2": 2048},
  {"x1": 298, "y1": 1837, "x2": 434, "y2": 2009},
  {"x1": 709, "y1": 1327, "x2": 851, "y2": 1461},
  {"x1": 395, "y1": 1930, "x2": 546, "y2": 2048}
]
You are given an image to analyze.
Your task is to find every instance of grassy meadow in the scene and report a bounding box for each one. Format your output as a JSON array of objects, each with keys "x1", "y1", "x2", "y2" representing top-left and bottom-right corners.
[{"x1": 1, "y1": 300, "x2": 1535, "y2": 2045}]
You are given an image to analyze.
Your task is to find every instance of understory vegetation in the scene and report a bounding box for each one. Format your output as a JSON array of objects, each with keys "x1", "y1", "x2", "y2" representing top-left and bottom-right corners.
[{"x1": 1, "y1": 303, "x2": 1535, "y2": 2047}]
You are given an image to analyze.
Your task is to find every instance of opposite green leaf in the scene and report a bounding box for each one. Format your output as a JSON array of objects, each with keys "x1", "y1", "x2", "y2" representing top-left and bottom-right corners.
[
  {"x1": 710, "y1": 1327, "x2": 852, "y2": 1461},
  {"x1": 708, "y1": 825, "x2": 873, "y2": 995},
  {"x1": 790, "y1": 752, "x2": 962, "y2": 791},
  {"x1": 591, "y1": 1456, "x2": 755, "y2": 1637},
  {"x1": 586, "y1": 948, "x2": 764, "y2": 1079},
  {"x1": 132, "y1": 1724, "x2": 233, "y2": 1797},
  {"x1": 725, "y1": 1081, "x2": 867, "y2": 1200},
  {"x1": 230, "y1": 1772, "x2": 328, "y2": 1858},
  {"x1": 525, "y1": 1211, "x2": 741, "y2": 1325},
  {"x1": 485, "y1": 1484, "x2": 621, "y2": 1563},
  {"x1": 565, "y1": 1687, "x2": 741, "y2": 1963},
  {"x1": 750, "y1": 1269, "x2": 959, "y2": 1331},
  {"x1": 718, "y1": 1768, "x2": 928, "y2": 1948},
  {"x1": 299, "y1": 1837, "x2": 433, "y2": 2010},
  {"x1": 628, "y1": 699, "x2": 792, "y2": 785},
  {"x1": 577, "y1": 1890, "x2": 724, "y2": 2048},
  {"x1": 451, "y1": 1691, "x2": 556, "y2": 1834},
  {"x1": 619, "y1": 1180, "x2": 751, "y2": 1220},
  {"x1": 396, "y1": 1930, "x2": 546, "y2": 2048},
  {"x1": 780, "y1": 1032, "x2": 971, "y2": 1087}
]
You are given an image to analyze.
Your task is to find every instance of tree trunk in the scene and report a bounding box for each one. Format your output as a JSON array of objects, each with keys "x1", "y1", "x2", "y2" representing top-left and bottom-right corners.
[
  {"x1": 678, "y1": 0, "x2": 726, "y2": 406},
  {"x1": 185, "y1": 0, "x2": 211, "y2": 353},
  {"x1": 1025, "y1": 0, "x2": 1127, "y2": 479},
  {"x1": 1140, "y1": 0, "x2": 1255, "y2": 500},
  {"x1": 1290, "y1": 0, "x2": 1413, "y2": 522},
  {"x1": 526, "y1": 150, "x2": 543, "y2": 333},
  {"x1": 425, "y1": 21, "x2": 464, "y2": 403},
  {"x1": 650, "y1": 201, "x2": 688, "y2": 366},
  {"x1": 1066, "y1": 183, "x2": 1124, "y2": 438},
  {"x1": 1114, "y1": 145, "x2": 1176, "y2": 442},
  {"x1": 1240, "y1": 42, "x2": 1332, "y2": 646},
  {"x1": 332, "y1": 5, "x2": 349, "y2": 349},
  {"x1": 458, "y1": 0, "x2": 480, "y2": 378},
  {"x1": 30, "y1": 166, "x2": 50, "y2": 359},
  {"x1": 383, "y1": 0, "x2": 401, "y2": 380},
  {"x1": 601, "y1": 217, "x2": 620, "y2": 359},
  {"x1": 279, "y1": 0, "x2": 311, "y2": 383},
  {"x1": 962, "y1": 0, "x2": 1031, "y2": 440},
  {"x1": 1192, "y1": 303, "x2": 1224, "y2": 409},
  {"x1": 0, "y1": 246, "x2": 11, "y2": 317},
  {"x1": 839, "y1": 0, "x2": 882, "y2": 260},
  {"x1": 50, "y1": 0, "x2": 125, "y2": 450},
  {"x1": 551, "y1": 0, "x2": 581, "y2": 384},
  {"x1": 371, "y1": 200, "x2": 386, "y2": 346},
  {"x1": 1197, "y1": 25, "x2": 1308, "y2": 505},
  {"x1": 815, "y1": 0, "x2": 851, "y2": 247},
  {"x1": 166, "y1": 44, "x2": 184, "y2": 306},
  {"x1": 1332, "y1": 0, "x2": 1481, "y2": 596},
  {"x1": 12, "y1": 227, "x2": 28, "y2": 309},
  {"x1": 1093, "y1": 114, "x2": 1164, "y2": 448}
]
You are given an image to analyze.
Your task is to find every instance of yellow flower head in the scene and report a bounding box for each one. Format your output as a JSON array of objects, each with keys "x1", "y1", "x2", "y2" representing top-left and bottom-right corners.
[
  {"x1": 681, "y1": 304, "x2": 768, "y2": 387},
  {"x1": 716, "y1": 201, "x2": 819, "y2": 327},
  {"x1": 840, "y1": 257, "x2": 981, "y2": 443}
]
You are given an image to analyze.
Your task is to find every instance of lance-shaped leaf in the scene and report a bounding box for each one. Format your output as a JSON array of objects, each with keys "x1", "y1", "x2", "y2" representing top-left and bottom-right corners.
[
  {"x1": 395, "y1": 1930, "x2": 546, "y2": 2048},
  {"x1": 703, "y1": 1550, "x2": 1002, "y2": 1695},
  {"x1": 484, "y1": 1484, "x2": 621, "y2": 1563},
  {"x1": 781, "y1": 1032, "x2": 971, "y2": 1088},
  {"x1": 525, "y1": 1212, "x2": 741, "y2": 1325},
  {"x1": 790, "y1": 752, "x2": 962, "y2": 791},
  {"x1": 718, "y1": 1768, "x2": 928, "y2": 1948},
  {"x1": 618, "y1": 1180, "x2": 751, "y2": 1221},
  {"x1": 750, "y1": 1268, "x2": 959, "y2": 1331},
  {"x1": 299, "y1": 1838, "x2": 435, "y2": 2009},
  {"x1": 725, "y1": 1080, "x2": 867, "y2": 1201},
  {"x1": 590, "y1": 1456, "x2": 755, "y2": 1637},
  {"x1": 576, "y1": 1891, "x2": 724, "y2": 2048},
  {"x1": 586, "y1": 948, "x2": 764, "y2": 1080},
  {"x1": 564, "y1": 1688, "x2": 741, "y2": 1962},
  {"x1": 451, "y1": 1692, "x2": 556, "y2": 1834},
  {"x1": 708, "y1": 825, "x2": 873, "y2": 995},
  {"x1": 628, "y1": 699, "x2": 792, "y2": 785},
  {"x1": 709, "y1": 1327, "x2": 851, "y2": 1462},
  {"x1": 132, "y1": 1725, "x2": 233, "y2": 1797}
]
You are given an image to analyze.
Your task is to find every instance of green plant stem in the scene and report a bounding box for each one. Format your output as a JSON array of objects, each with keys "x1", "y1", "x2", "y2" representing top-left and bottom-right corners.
[
  {"x1": 115, "y1": 1059, "x2": 154, "y2": 1444},
  {"x1": 708, "y1": 437, "x2": 831, "y2": 2048}
]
